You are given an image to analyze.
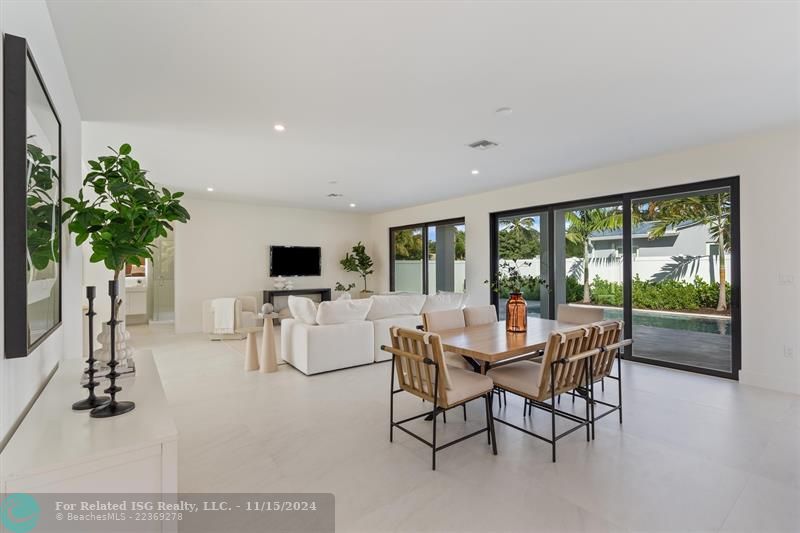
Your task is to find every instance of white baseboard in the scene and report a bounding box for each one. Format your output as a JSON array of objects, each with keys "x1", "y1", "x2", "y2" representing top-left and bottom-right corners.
[{"x1": 739, "y1": 369, "x2": 800, "y2": 395}]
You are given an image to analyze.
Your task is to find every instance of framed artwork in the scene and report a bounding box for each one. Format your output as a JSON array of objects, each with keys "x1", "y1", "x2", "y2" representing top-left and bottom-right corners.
[{"x1": 3, "y1": 34, "x2": 62, "y2": 358}]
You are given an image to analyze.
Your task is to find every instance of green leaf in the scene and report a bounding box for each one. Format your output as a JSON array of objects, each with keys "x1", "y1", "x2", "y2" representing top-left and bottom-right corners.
[{"x1": 119, "y1": 144, "x2": 131, "y2": 155}]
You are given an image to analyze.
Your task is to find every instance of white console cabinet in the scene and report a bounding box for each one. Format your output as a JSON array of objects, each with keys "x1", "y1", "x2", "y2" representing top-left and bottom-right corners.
[{"x1": 0, "y1": 351, "x2": 177, "y2": 494}]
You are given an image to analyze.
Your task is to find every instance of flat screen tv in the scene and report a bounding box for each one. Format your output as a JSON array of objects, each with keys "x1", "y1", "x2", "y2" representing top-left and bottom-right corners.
[{"x1": 269, "y1": 246, "x2": 322, "y2": 277}]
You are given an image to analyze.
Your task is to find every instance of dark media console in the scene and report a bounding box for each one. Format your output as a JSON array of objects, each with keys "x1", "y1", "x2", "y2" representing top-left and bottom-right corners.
[{"x1": 263, "y1": 288, "x2": 332, "y2": 306}]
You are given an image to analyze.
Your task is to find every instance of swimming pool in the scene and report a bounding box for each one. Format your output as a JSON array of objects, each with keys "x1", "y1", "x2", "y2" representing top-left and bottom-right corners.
[
  {"x1": 499, "y1": 300, "x2": 731, "y2": 336},
  {"x1": 601, "y1": 308, "x2": 731, "y2": 336}
]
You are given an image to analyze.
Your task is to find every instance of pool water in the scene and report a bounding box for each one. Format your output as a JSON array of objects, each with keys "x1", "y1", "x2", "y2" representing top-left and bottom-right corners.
[
  {"x1": 602, "y1": 308, "x2": 731, "y2": 336},
  {"x1": 499, "y1": 299, "x2": 731, "y2": 336}
]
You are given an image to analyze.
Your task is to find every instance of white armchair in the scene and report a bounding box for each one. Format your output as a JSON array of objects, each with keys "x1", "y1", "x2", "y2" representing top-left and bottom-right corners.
[{"x1": 201, "y1": 295, "x2": 261, "y2": 340}]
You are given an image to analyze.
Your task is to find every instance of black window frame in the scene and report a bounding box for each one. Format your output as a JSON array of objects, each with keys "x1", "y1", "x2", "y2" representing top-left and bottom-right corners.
[
  {"x1": 489, "y1": 176, "x2": 741, "y2": 381},
  {"x1": 389, "y1": 217, "x2": 466, "y2": 294}
]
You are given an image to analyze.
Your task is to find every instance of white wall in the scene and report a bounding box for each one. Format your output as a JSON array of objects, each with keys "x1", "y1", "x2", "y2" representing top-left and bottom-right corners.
[
  {"x1": 369, "y1": 126, "x2": 800, "y2": 394},
  {"x1": 173, "y1": 196, "x2": 373, "y2": 333},
  {"x1": 0, "y1": 0, "x2": 83, "y2": 445}
]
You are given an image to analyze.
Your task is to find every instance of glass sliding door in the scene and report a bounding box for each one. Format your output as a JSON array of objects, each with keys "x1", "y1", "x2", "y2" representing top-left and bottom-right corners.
[
  {"x1": 628, "y1": 186, "x2": 735, "y2": 373},
  {"x1": 553, "y1": 201, "x2": 624, "y2": 322},
  {"x1": 489, "y1": 177, "x2": 739, "y2": 379},
  {"x1": 494, "y1": 211, "x2": 549, "y2": 319},
  {"x1": 391, "y1": 227, "x2": 424, "y2": 293},
  {"x1": 390, "y1": 218, "x2": 466, "y2": 294},
  {"x1": 427, "y1": 221, "x2": 466, "y2": 295}
]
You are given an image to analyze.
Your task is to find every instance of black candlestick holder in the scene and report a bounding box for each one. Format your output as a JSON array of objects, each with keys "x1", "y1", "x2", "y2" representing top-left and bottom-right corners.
[
  {"x1": 90, "y1": 280, "x2": 135, "y2": 418},
  {"x1": 73, "y1": 286, "x2": 110, "y2": 410}
]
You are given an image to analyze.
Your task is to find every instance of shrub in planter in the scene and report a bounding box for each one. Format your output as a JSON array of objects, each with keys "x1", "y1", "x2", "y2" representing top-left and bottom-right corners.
[{"x1": 565, "y1": 275, "x2": 584, "y2": 303}]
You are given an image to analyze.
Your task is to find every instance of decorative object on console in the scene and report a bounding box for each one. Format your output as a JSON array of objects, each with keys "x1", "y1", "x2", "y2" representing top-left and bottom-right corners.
[
  {"x1": 3, "y1": 34, "x2": 63, "y2": 358},
  {"x1": 94, "y1": 319, "x2": 134, "y2": 370},
  {"x1": 335, "y1": 281, "x2": 356, "y2": 294},
  {"x1": 273, "y1": 275, "x2": 289, "y2": 290},
  {"x1": 485, "y1": 259, "x2": 545, "y2": 333},
  {"x1": 72, "y1": 286, "x2": 110, "y2": 410},
  {"x1": 340, "y1": 242, "x2": 374, "y2": 297},
  {"x1": 90, "y1": 280, "x2": 135, "y2": 418},
  {"x1": 62, "y1": 144, "x2": 190, "y2": 416}
]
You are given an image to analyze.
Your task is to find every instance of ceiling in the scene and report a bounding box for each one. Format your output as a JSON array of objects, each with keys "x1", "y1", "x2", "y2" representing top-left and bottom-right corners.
[{"x1": 47, "y1": 1, "x2": 799, "y2": 212}]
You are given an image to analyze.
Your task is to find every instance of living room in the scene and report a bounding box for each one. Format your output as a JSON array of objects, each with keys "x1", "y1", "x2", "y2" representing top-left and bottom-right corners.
[{"x1": 1, "y1": 1, "x2": 798, "y2": 532}]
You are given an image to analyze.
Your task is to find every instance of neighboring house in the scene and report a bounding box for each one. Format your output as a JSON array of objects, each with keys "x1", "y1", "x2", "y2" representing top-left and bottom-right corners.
[{"x1": 589, "y1": 222, "x2": 713, "y2": 259}]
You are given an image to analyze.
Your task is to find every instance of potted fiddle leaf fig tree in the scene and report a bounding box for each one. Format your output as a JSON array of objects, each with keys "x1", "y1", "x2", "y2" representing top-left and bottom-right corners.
[
  {"x1": 61, "y1": 144, "x2": 190, "y2": 417},
  {"x1": 62, "y1": 144, "x2": 190, "y2": 286},
  {"x1": 340, "y1": 241, "x2": 374, "y2": 297}
]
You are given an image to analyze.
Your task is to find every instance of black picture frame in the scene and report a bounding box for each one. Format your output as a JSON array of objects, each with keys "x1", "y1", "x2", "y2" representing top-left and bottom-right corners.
[{"x1": 3, "y1": 34, "x2": 63, "y2": 358}]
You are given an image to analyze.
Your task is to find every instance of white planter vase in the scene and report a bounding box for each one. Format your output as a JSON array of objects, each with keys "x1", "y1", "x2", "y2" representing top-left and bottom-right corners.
[{"x1": 94, "y1": 321, "x2": 133, "y2": 366}]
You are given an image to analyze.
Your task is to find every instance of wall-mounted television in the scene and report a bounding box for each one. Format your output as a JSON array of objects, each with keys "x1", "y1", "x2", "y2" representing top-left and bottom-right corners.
[{"x1": 269, "y1": 246, "x2": 322, "y2": 277}]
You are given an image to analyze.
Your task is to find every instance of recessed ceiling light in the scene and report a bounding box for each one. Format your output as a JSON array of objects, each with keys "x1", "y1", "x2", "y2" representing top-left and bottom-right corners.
[
  {"x1": 471, "y1": 169, "x2": 480, "y2": 175},
  {"x1": 274, "y1": 123, "x2": 286, "y2": 132},
  {"x1": 495, "y1": 107, "x2": 513, "y2": 115},
  {"x1": 349, "y1": 203, "x2": 357, "y2": 208},
  {"x1": 206, "y1": 187, "x2": 214, "y2": 192}
]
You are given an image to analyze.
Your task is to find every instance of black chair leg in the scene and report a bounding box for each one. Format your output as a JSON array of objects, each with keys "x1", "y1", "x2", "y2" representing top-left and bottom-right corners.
[
  {"x1": 442, "y1": 409, "x2": 447, "y2": 424},
  {"x1": 486, "y1": 393, "x2": 497, "y2": 455},
  {"x1": 483, "y1": 397, "x2": 491, "y2": 445},
  {"x1": 431, "y1": 405, "x2": 437, "y2": 471},
  {"x1": 551, "y1": 403, "x2": 557, "y2": 463},
  {"x1": 601, "y1": 377, "x2": 605, "y2": 392},
  {"x1": 463, "y1": 403, "x2": 467, "y2": 421},
  {"x1": 389, "y1": 356, "x2": 395, "y2": 443}
]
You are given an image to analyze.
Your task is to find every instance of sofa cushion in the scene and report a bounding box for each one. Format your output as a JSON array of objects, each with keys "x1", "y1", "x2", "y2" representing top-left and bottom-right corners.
[
  {"x1": 316, "y1": 298, "x2": 372, "y2": 325},
  {"x1": 367, "y1": 294, "x2": 426, "y2": 320},
  {"x1": 372, "y1": 315, "x2": 423, "y2": 362},
  {"x1": 288, "y1": 296, "x2": 318, "y2": 325},
  {"x1": 421, "y1": 292, "x2": 464, "y2": 314}
]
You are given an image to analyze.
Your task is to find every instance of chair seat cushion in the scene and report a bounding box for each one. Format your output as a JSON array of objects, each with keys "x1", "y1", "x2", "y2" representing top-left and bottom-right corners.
[
  {"x1": 444, "y1": 368, "x2": 494, "y2": 407},
  {"x1": 487, "y1": 361, "x2": 543, "y2": 399}
]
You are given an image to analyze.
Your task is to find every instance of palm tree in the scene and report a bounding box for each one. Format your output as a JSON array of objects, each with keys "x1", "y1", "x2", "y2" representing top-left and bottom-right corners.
[
  {"x1": 499, "y1": 216, "x2": 540, "y2": 260},
  {"x1": 647, "y1": 193, "x2": 731, "y2": 310},
  {"x1": 565, "y1": 208, "x2": 623, "y2": 303}
]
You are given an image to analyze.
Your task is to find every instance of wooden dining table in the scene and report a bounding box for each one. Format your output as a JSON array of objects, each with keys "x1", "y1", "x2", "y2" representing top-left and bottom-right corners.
[{"x1": 437, "y1": 318, "x2": 574, "y2": 373}]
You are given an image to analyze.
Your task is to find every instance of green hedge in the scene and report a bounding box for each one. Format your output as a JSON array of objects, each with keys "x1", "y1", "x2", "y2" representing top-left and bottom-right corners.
[{"x1": 568, "y1": 275, "x2": 731, "y2": 311}]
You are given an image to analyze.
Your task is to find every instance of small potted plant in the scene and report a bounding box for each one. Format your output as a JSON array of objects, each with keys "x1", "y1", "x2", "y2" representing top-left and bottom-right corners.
[
  {"x1": 485, "y1": 260, "x2": 544, "y2": 333},
  {"x1": 340, "y1": 242, "x2": 374, "y2": 298},
  {"x1": 334, "y1": 281, "x2": 356, "y2": 298}
]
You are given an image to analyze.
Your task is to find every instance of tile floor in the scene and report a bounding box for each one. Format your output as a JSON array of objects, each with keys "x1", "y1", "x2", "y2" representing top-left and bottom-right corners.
[{"x1": 130, "y1": 324, "x2": 800, "y2": 532}]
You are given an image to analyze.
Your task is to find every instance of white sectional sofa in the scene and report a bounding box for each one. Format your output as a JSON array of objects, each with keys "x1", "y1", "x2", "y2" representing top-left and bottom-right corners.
[{"x1": 280, "y1": 292, "x2": 463, "y2": 375}]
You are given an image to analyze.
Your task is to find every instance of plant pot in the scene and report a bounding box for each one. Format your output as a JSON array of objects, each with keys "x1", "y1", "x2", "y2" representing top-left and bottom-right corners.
[
  {"x1": 506, "y1": 292, "x2": 527, "y2": 333},
  {"x1": 359, "y1": 290, "x2": 374, "y2": 299}
]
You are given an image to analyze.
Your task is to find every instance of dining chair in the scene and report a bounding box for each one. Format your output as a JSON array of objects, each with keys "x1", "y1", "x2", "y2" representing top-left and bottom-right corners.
[
  {"x1": 555, "y1": 303, "x2": 606, "y2": 394},
  {"x1": 422, "y1": 308, "x2": 471, "y2": 420},
  {"x1": 461, "y1": 305, "x2": 508, "y2": 407},
  {"x1": 487, "y1": 326, "x2": 599, "y2": 462},
  {"x1": 382, "y1": 327, "x2": 497, "y2": 470},
  {"x1": 584, "y1": 320, "x2": 631, "y2": 435},
  {"x1": 463, "y1": 305, "x2": 498, "y2": 326},
  {"x1": 557, "y1": 303, "x2": 605, "y2": 324}
]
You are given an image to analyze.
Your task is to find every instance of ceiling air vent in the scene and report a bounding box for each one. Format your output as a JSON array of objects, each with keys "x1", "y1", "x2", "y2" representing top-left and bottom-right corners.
[
  {"x1": 467, "y1": 139, "x2": 499, "y2": 150},
  {"x1": 327, "y1": 193, "x2": 344, "y2": 198}
]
